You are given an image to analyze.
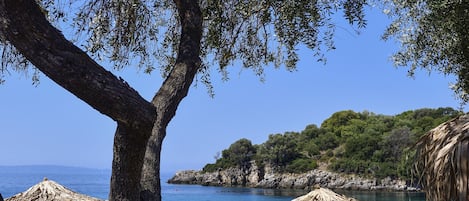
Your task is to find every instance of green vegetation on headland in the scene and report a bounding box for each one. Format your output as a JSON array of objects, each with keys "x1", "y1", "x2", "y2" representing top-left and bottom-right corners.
[{"x1": 203, "y1": 107, "x2": 462, "y2": 180}]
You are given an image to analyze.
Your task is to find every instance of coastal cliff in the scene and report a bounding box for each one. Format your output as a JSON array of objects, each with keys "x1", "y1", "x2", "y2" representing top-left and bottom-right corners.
[
  {"x1": 168, "y1": 163, "x2": 418, "y2": 191},
  {"x1": 168, "y1": 108, "x2": 460, "y2": 192}
]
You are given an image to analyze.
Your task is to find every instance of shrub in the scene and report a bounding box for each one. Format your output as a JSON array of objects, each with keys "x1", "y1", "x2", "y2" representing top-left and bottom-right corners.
[
  {"x1": 202, "y1": 158, "x2": 235, "y2": 172},
  {"x1": 285, "y1": 158, "x2": 318, "y2": 173}
]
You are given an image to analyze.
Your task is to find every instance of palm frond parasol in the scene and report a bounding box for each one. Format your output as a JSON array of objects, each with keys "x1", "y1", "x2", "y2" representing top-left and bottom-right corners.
[
  {"x1": 292, "y1": 187, "x2": 357, "y2": 201},
  {"x1": 415, "y1": 114, "x2": 469, "y2": 201},
  {"x1": 6, "y1": 178, "x2": 103, "y2": 201}
]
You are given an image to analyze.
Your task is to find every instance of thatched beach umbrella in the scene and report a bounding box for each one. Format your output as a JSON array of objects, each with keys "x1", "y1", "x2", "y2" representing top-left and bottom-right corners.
[
  {"x1": 415, "y1": 114, "x2": 469, "y2": 201},
  {"x1": 291, "y1": 187, "x2": 357, "y2": 201},
  {"x1": 6, "y1": 178, "x2": 103, "y2": 201}
]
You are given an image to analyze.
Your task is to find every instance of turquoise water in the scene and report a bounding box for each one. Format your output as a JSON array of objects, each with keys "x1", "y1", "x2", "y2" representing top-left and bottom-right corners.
[
  {"x1": 0, "y1": 166, "x2": 425, "y2": 201},
  {"x1": 163, "y1": 184, "x2": 296, "y2": 201},
  {"x1": 162, "y1": 184, "x2": 425, "y2": 201},
  {"x1": 0, "y1": 166, "x2": 109, "y2": 199}
]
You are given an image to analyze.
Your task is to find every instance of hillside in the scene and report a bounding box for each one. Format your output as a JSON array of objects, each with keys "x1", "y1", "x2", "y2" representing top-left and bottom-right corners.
[{"x1": 200, "y1": 107, "x2": 461, "y2": 180}]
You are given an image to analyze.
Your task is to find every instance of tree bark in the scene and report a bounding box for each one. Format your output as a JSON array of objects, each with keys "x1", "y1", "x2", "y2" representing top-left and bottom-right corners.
[
  {"x1": 0, "y1": 0, "x2": 203, "y2": 201},
  {"x1": 110, "y1": 123, "x2": 154, "y2": 201},
  {"x1": 0, "y1": 0, "x2": 156, "y2": 128},
  {"x1": 140, "y1": 1, "x2": 203, "y2": 200},
  {"x1": 0, "y1": 0, "x2": 155, "y2": 200}
]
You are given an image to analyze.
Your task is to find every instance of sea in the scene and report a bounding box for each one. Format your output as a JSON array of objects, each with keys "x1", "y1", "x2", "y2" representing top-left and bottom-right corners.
[{"x1": 0, "y1": 166, "x2": 425, "y2": 201}]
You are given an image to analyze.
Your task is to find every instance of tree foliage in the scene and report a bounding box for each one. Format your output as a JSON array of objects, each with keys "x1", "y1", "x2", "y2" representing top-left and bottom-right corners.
[
  {"x1": 0, "y1": 0, "x2": 376, "y2": 200},
  {"x1": 382, "y1": 0, "x2": 469, "y2": 102},
  {"x1": 222, "y1": 138, "x2": 256, "y2": 168},
  {"x1": 203, "y1": 138, "x2": 256, "y2": 172},
  {"x1": 0, "y1": 0, "x2": 368, "y2": 86},
  {"x1": 2, "y1": 0, "x2": 467, "y2": 200},
  {"x1": 204, "y1": 107, "x2": 461, "y2": 180},
  {"x1": 259, "y1": 133, "x2": 300, "y2": 168}
]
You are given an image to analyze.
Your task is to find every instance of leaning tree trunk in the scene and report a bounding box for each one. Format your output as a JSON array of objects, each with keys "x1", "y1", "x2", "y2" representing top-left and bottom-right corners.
[
  {"x1": 0, "y1": 0, "x2": 156, "y2": 200},
  {"x1": 0, "y1": 0, "x2": 203, "y2": 200}
]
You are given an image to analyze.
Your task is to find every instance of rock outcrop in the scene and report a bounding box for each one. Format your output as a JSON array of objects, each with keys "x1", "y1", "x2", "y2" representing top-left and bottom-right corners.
[
  {"x1": 168, "y1": 163, "x2": 418, "y2": 191},
  {"x1": 6, "y1": 178, "x2": 103, "y2": 201}
]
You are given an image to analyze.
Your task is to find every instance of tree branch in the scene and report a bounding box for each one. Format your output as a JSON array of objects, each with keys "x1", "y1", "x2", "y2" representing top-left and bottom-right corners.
[
  {"x1": 0, "y1": 0, "x2": 156, "y2": 129},
  {"x1": 151, "y1": 0, "x2": 203, "y2": 125},
  {"x1": 140, "y1": 1, "x2": 203, "y2": 199}
]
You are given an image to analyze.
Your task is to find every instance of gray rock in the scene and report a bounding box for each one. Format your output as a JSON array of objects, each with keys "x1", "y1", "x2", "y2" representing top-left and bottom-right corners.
[
  {"x1": 168, "y1": 163, "x2": 419, "y2": 192},
  {"x1": 168, "y1": 170, "x2": 199, "y2": 184}
]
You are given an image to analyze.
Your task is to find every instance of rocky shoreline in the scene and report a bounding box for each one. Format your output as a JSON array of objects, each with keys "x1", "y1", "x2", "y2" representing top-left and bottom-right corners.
[{"x1": 168, "y1": 163, "x2": 420, "y2": 192}]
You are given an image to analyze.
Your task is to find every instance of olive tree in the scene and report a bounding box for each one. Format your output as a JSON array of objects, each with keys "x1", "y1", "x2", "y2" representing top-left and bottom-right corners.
[
  {"x1": 222, "y1": 138, "x2": 256, "y2": 170},
  {"x1": 0, "y1": 0, "x2": 367, "y2": 200},
  {"x1": 382, "y1": 0, "x2": 469, "y2": 102},
  {"x1": 382, "y1": 1, "x2": 468, "y2": 200}
]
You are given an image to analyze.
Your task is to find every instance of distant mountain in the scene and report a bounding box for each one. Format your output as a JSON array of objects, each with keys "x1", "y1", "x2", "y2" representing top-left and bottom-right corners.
[{"x1": 0, "y1": 165, "x2": 110, "y2": 174}]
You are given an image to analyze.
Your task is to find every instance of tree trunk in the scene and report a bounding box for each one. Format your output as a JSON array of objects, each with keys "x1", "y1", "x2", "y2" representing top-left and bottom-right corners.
[
  {"x1": 0, "y1": 0, "x2": 156, "y2": 127},
  {"x1": 0, "y1": 1, "x2": 157, "y2": 200},
  {"x1": 140, "y1": 1, "x2": 203, "y2": 200},
  {"x1": 1, "y1": 0, "x2": 203, "y2": 200},
  {"x1": 140, "y1": 126, "x2": 165, "y2": 201},
  {"x1": 110, "y1": 123, "x2": 153, "y2": 201}
]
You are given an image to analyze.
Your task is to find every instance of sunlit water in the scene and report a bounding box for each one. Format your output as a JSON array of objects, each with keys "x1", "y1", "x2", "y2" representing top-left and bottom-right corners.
[{"x1": 0, "y1": 166, "x2": 425, "y2": 201}]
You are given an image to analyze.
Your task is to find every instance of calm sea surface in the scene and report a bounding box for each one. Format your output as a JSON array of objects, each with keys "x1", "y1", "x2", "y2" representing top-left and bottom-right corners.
[{"x1": 0, "y1": 166, "x2": 425, "y2": 201}]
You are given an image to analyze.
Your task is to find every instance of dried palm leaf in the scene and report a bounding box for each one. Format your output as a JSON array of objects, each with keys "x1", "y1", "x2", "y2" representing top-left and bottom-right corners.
[
  {"x1": 291, "y1": 187, "x2": 357, "y2": 201},
  {"x1": 6, "y1": 178, "x2": 103, "y2": 201},
  {"x1": 415, "y1": 114, "x2": 469, "y2": 201}
]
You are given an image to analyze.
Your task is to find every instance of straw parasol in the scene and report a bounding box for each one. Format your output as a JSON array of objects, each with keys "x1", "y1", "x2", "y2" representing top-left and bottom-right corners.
[
  {"x1": 415, "y1": 114, "x2": 469, "y2": 201},
  {"x1": 6, "y1": 178, "x2": 103, "y2": 201},
  {"x1": 291, "y1": 187, "x2": 357, "y2": 201}
]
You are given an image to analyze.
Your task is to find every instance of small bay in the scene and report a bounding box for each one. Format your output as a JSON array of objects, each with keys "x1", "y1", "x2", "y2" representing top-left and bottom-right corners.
[{"x1": 0, "y1": 166, "x2": 425, "y2": 201}]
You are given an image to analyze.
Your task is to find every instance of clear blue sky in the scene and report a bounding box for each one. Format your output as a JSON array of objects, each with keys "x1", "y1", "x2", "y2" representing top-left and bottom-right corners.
[{"x1": 0, "y1": 8, "x2": 462, "y2": 174}]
